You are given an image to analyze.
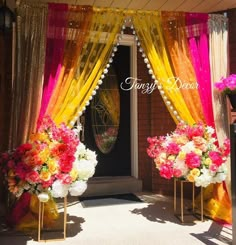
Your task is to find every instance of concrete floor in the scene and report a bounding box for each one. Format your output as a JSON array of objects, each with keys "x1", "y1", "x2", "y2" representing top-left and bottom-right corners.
[{"x1": 0, "y1": 192, "x2": 232, "y2": 245}]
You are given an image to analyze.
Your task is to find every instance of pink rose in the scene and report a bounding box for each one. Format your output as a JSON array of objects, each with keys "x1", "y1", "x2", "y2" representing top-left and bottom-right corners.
[
  {"x1": 166, "y1": 142, "x2": 180, "y2": 155},
  {"x1": 57, "y1": 173, "x2": 72, "y2": 184},
  {"x1": 25, "y1": 171, "x2": 40, "y2": 183},
  {"x1": 187, "y1": 124, "x2": 204, "y2": 139},
  {"x1": 210, "y1": 164, "x2": 218, "y2": 172},
  {"x1": 221, "y1": 139, "x2": 230, "y2": 157},
  {"x1": 41, "y1": 178, "x2": 54, "y2": 188},
  {"x1": 159, "y1": 164, "x2": 173, "y2": 179},
  {"x1": 209, "y1": 151, "x2": 223, "y2": 166},
  {"x1": 173, "y1": 168, "x2": 183, "y2": 178},
  {"x1": 185, "y1": 152, "x2": 201, "y2": 169}
]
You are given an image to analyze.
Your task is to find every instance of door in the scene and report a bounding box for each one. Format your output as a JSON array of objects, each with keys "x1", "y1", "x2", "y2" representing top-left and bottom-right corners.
[{"x1": 84, "y1": 45, "x2": 131, "y2": 177}]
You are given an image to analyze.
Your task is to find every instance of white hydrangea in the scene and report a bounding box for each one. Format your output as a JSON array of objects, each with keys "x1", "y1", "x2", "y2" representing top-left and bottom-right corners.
[
  {"x1": 51, "y1": 180, "x2": 69, "y2": 198},
  {"x1": 206, "y1": 126, "x2": 215, "y2": 136},
  {"x1": 181, "y1": 141, "x2": 195, "y2": 153},
  {"x1": 195, "y1": 168, "x2": 213, "y2": 188},
  {"x1": 73, "y1": 159, "x2": 95, "y2": 180},
  {"x1": 86, "y1": 149, "x2": 97, "y2": 166},
  {"x1": 213, "y1": 172, "x2": 226, "y2": 183},
  {"x1": 69, "y1": 180, "x2": 87, "y2": 196},
  {"x1": 75, "y1": 143, "x2": 87, "y2": 159},
  {"x1": 212, "y1": 164, "x2": 227, "y2": 183}
]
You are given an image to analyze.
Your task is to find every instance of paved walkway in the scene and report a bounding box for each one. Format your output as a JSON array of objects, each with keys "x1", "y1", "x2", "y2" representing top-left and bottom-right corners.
[{"x1": 0, "y1": 192, "x2": 232, "y2": 245}]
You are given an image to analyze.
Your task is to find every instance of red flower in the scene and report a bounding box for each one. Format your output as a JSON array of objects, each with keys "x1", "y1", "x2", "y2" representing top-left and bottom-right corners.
[
  {"x1": 17, "y1": 143, "x2": 32, "y2": 154},
  {"x1": 41, "y1": 178, "x2": 54, "y2": 188},
  {"x1": 166, "y1": 142, "x2": 180, "y2": 155},
  {"x1": 221, "y1": 139, "x2": 230, "y2": 157},
  {"x1": 59, "y1": 160, "x2": 73, "y2": 173},
  {"x1": 25, "y1": 171, "x2": 40, "y2": 183},
  {"x1": 15, "y1": 162, "x2": 31, "y2": 180},
  {"x1": 185, "y1": 152, "x2": 201, "y2": 169},
  {"x1": 147, "y1": 136, "x2": 163, "y2": 158},
  {"x1": 159, "y1": 163, "x2": 173, "y2": 179},
  {"x1": 209, "y1": 151, "x2": 224, "y2": 166},
  {"x1": 173, "y1": 168, "x2": 182, "y2": 178},
  {"x1": 187, "y1": 124, "x2": 204, "y2": 139}
]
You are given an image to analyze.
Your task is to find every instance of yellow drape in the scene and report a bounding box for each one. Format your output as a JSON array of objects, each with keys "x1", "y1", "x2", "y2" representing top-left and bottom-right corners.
[
  {"x1": 49, "y1": 7, "x2": 125, "y2": 127},
  {"x1": 161, "y1": 11, "x2": 205, "y2": 123},
  {"x1": 16, "y1": 194, "x2": 58, "y2": 231},
  {"x1": 131, "y1": 10, "x2": 195, "y2": 125},
  {"x1": 46, "y1": 5, "x2": 93, "y2": 123}
]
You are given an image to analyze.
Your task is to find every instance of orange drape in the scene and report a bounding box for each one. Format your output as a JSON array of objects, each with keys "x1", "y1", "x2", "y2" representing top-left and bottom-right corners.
[{"x1": 161, "y1": 11, "x2": 205, "y2": 123}]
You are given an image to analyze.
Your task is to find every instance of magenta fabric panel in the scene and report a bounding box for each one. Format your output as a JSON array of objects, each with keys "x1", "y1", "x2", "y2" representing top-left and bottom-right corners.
[
  {"x1": 38, "y1": 3, "x2": 68, "y2": 123},
  {"x1": 186, "y1": 13, "x2": 215, "y2": 128}
]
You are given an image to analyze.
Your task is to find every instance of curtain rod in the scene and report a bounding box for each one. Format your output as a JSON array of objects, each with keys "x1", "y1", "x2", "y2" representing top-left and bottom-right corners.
[
  {"x1": 16, "y1": 0, "x2": 127, "y2": 9},
  {"x1": 15, "y1": 0, "x2": 147, "y2": 15},
  {"x1": 15, "y1": 0, "x2": 228, "y2": 18}
]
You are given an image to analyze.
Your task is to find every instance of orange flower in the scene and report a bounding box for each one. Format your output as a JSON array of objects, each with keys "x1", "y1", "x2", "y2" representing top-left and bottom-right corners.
[
  {"x1": 30, "y1": 132, "x2": 50, "y2": 143},
  {"x1": 192, "y1": 136, "x2": 207, "y2": 151},
  {"x1": 172, "y1": 135, "x2": 189, "y2": 145}
]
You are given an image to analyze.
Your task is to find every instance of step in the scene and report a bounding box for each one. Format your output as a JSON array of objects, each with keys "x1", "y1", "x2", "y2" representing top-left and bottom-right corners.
[{"x1": 82, "y1": 176, "x2": 143, "y2": 197}]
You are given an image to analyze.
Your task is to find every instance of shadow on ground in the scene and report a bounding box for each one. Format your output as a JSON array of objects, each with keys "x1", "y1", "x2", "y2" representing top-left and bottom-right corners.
[
  {"x1": 190, "y1": 222, "x2": 232, "y2": 245},
  {"x1": 130, "y1": 196, "x2": 200, "y2": 226},
  {"x1": 0, "y1": 200, "x2": 85, "y2": 244}
]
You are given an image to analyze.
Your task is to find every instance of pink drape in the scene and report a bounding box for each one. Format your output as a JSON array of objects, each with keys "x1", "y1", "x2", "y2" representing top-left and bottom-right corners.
[
  {"x1": 186, "y1": 13, "x2": 215, "y2": 128},
  {"x1": 38, "y1": 3, "x2": 68, "y2": 123}
]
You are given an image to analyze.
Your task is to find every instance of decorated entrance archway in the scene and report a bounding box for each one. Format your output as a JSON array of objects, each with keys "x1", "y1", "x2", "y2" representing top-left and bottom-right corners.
[{"x1": 0, "y1": 1, "x2": 232, "y2": 228}]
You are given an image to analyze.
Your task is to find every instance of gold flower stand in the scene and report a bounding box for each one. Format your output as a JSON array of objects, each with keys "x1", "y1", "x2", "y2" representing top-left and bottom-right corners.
[
  {"x1": 38, "y1": 195, "x2": 67, "y2": 242},
  {"x1": 174, "y1": 179, "x2": 204, "y2": 223}
]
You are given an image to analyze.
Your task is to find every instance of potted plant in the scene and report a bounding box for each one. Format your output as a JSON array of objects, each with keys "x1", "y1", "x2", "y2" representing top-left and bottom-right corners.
[{"x1": 214, "y1": 74, "x2": 236, "y2": 108}]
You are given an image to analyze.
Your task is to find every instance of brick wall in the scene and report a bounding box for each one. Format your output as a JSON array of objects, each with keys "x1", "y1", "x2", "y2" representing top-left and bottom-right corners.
[
  {"x1": 136, "y1": 49, "x2": 176, "y2": 194},
  {"x1": 136, "y1": 50, "x2": 153, "y2": 191}
]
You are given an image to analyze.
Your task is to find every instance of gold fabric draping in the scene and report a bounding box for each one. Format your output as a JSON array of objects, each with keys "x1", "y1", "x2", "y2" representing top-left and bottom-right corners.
[
  {"x1": 13, "y1": 2, "x2": 47, "y2": 147},
  {"x1": 48, "y1": 7, "x2": 125, "y2": 127},
  {"x1": 131, "y1": 10, "x2": 195, "y2": 125},
  {"x1": 161, "y1": 12, "x2": 205, "y2": 123},
  {"x1": 45, "y1": 5, "x2": 93, "y2": 125}
]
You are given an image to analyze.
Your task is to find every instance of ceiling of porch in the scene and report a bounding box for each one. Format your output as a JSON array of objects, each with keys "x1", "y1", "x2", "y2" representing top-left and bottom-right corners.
[{"x1": 37, "y1": 0, "x2": 236, "y2": 13}]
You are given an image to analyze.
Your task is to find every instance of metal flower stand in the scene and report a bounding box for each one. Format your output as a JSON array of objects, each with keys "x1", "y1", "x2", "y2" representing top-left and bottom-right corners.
[
  {"x1": 174, "y1": 179, "x2": 204, "y2": 223},
  {"x1": 38, "y1": 196, "x2": 67, "y2": 242}
]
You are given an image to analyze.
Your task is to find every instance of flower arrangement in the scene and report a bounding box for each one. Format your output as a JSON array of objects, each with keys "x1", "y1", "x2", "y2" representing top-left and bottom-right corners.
[
  {"x1": 214, "y1": 74, "x2": 236, "y2": 94},
  {"x1": 147, "y1": 122, "x2": 230, "y2": 187},
  {"x1": 0, "y1": 116, "x2": 97, "y2": 198}
]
